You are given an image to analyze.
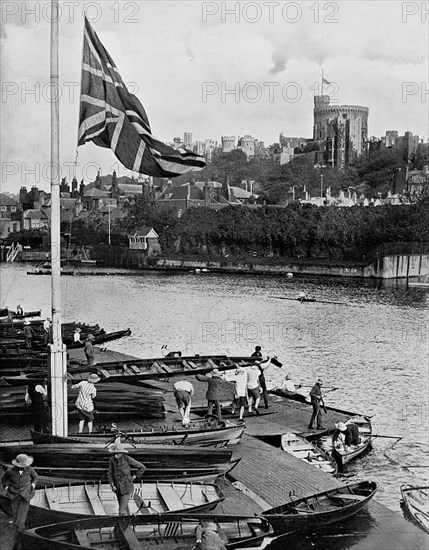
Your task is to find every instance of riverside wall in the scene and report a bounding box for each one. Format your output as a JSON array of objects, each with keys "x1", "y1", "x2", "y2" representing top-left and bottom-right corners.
[{"x1": 157, "y1": 254, "x2": 429, "y2": 279}]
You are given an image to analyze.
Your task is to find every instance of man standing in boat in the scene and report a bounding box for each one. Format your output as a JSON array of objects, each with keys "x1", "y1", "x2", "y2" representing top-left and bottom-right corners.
[
  {"x1": 108, "y1": 443, "x2": 146, "y2": 515},
  {"x1": 1, "y1": 453, "x2": 38, "y2": 530},
  {"x1": 308, "y1": 378, "x2": 325, "y2": 430}
]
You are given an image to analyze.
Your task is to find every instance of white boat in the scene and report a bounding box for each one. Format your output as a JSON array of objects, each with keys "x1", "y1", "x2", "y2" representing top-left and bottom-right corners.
[{"x1": 281, "y1": 432, "x2": 338, "y2": 474}]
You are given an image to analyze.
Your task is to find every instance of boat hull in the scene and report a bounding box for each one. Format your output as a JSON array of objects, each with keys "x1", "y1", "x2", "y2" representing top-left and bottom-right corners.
[
  {"x1": 263, "y1": 481, "x2": 377, "y2": 534},
  {"x1": 0, "y1": 481, "x2": 224, "y2": 527},
  {"x1": 19, "y1": 513, "x2": 273, "y2": 550},
  {"x1": 400, "y1": 484, "x2": 429, "y2": 534}
]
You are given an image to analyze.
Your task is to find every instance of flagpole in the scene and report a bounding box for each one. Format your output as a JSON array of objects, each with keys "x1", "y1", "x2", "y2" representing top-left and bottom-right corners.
[
  {"x1": 321, "y1": 68, "x2": 323, "y2": 95},
  {"x1": 50, "y1": 0, "x2": 68, "y2": 436}
]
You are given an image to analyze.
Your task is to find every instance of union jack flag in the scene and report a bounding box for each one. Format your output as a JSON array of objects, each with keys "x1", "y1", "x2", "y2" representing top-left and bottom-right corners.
[{"x1": 78, "y1": 18, "x2": 206, "y2": 177}]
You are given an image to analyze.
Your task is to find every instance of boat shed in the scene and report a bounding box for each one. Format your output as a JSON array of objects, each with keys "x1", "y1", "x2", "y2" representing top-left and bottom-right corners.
[{"x1": 128, "y1": 227, "x2": 161, "y2": 256}]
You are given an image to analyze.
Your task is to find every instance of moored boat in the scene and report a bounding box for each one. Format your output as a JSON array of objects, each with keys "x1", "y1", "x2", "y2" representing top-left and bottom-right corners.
[
  {"x1": 0, "y1": 480, "x2": 224, "y2": 527},
  {"x1": 332, "y1": 415, "x2": 372, "y2": 467},
  {"x1": 262, "y1": 481, "x2": 377, "y2": 534},
  {"x1": 281, "y1": 432, "x2": 337, "y2": 475},
  {"x1": 31, "y1": 418, "x2": 245, "y2": 446},
  {"x1": 19, "y1": 513, "x2": 273, "y2": 550},
  {"x1": 400, "y1": 484, "x2": 429, "y2": 534},
  {"x1": 0, "y1": 441, "x2": 239, "y2": 483}
]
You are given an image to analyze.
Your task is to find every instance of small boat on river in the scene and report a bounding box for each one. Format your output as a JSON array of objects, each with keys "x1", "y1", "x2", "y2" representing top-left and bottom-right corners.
[
  {"x1": 332, "y1": 415, "x2": 372, "y2": 467},
  {"x1": 19, "y1": 513, "x2": 273, "y2": 550},
  {"x1": 400, "y1": 484, "x2": 429, "y2": 534},
  {"x1": 262, "y1": 481, "x2": 377, "y2": 534},
  {"x1": 281, "y1": 432, "x2": 337, "y2": 475},
  {"x1": 0, "y1": 309, "x2": 41, "y2": 322},
  {"x1": 0, "y1": 480, "x2": 224, "y2": 527}
]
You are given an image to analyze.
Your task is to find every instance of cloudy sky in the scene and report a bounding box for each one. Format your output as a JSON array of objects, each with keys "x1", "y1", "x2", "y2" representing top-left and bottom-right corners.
[{"x1": 1, "y1": 0, "x2": 428, "y2": 192}]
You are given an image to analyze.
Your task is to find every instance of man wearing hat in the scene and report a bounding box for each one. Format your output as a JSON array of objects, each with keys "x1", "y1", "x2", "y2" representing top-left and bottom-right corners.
[
  {"x1": 84, "y1": 333, "x2": 95, "y2": 365},
  {"x1": 308, "y1": 378, "x2": 325, "y2": 430},
  {"x1": 23, "y1": 319, "x2": 36, "y2": 349},
  {"x1": 195, "y1": 368, "x2": 224, "y2": 421},
  {"x1": 108, "y1": 443, "x2": 146, "y2": 515},
  {"x1": 334, "y1": 421, "x2": 360, "y2": 450},
  {"x1": 70, "y1": 373, "x2": 100, "y2": 433},
  {"x1": 1, "y1": 453, "x2": 38, "y2": 530}
]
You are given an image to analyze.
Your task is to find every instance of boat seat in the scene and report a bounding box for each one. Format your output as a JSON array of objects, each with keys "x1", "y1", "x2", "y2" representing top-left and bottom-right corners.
[
  {"x1": 187, "y1": 361, "x2": 198, "y2": 369},
  {"x1": 128, "y1": 364, "x2": 141, "y2": 374},
  {"x1": 97, "y1": 368, "x2": 110, "y2": 379},
  {"x1": 181, "y1": 360, "x2": 193, "y2": 370},
  {"x1": 73, "y1": 528, "x2": 91, "y2": 546},
  {"x1": 123, "y1": 366, "x2": 136, "y2": 375},
  {"x1": 133, "y1": 492, "x2": 152, "y2": 515},
  {"x1": 331, "y1": 493, "x2": 367, "y2": 501},
  {"x1": 84, "y1": 485, "x2": 106, "y2": 515},
  {"x1": 44, "y1": 488, "x2": 62, "y2": 511},
  {"x1": 157, "y1": 485, "x2": 184, "y2": 511},
  {"x1": 159, "y1": 362, "x2": 173, "y2": 373}
]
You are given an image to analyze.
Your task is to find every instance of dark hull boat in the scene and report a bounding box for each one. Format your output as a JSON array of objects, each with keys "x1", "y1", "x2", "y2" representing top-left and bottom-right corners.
[
  {"x1": 262, "y1": 481, "x2": 377, "y2": 534},
  {"x1": 281, "y1": 432, "x2": 337, "y2": 475},
  {"x1": 269, "y1": 388, "x2": 309, "y2": 403},
  {"x1": 0, "y1": 309, "x2": 41, "y2": 322},
  {"x1": 400, "y1": 484, "x2": 429, "y2": 534},
  {"x1": 0, "y1": 384, "x2": 166, "y2": 421},
  {"x1": 19, "y1": 513, "x2": 273, "y2": 550},
  {"x1": 0, "y1": 480, "x2": 224, "y2": 527},
  {"x1": 31, "y1": 418, "x2": 245, "y2": 446},
  {"x1": 65, "y1": 328, "x2": 131, "y2": 348},
  {"x1": 332, "y1": 415, "x2": 372, "y2": 466},
  {"x1": 0, "y1": 442, "x2": 239, "y2": 484}
]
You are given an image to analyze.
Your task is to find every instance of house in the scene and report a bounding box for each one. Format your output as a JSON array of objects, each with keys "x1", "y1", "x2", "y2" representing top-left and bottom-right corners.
[
  {"x1": 0, "y1": 219, "x2": 21, "y2": 239},
  {"x1": 128, "y1": 227, "x2": 161, "y2": 256},
  {"x1": 22, "y1": 209, "x2": 49, "y2": 230},
  {"x1": 0, "y1": 194, "x2": 19, "y2": 218},
  {"x1": 83, "y1": 188, "x2": 109, "y2": 210}
]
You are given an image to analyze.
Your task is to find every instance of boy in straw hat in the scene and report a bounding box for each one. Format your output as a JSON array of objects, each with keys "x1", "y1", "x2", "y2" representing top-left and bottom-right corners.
[
  {"x1": 1, "y1": 453, "x2": 38, "y2": 530},
  {"x1": 108, "y1": 443, "x2": 146, "y2": 515},
  {"x1": 70, "y1": 373, "x2": 100, "y2": 433}
]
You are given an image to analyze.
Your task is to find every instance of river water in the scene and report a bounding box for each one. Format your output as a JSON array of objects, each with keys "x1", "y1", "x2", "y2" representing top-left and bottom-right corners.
[{"x1": 1, "y1": 263, "x2": 428, "y2": 515}]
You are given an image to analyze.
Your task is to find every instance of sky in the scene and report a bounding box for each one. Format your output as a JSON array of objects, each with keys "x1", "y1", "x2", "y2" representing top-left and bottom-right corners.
[{"x1": 1, "y1": 0, "x2": 428, "y2": 193}]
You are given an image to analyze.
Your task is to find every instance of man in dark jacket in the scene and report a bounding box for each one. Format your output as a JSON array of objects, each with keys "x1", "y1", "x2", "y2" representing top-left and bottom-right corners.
[
  {"x1": 108, "y1": 443, "x2": 146, "y2": 515},
  {"x1": 1, "y1": 453, "x2": 38, "y2": 530},
  {"x1": 308, "y1": 378, "x2": 325, "y2": 430},
  {"x1": 251, "y1": 346, "x2": 269, "y2": 408},
  {"x1": 195, "y1": 369, "x2": 223, "y2": 420}
]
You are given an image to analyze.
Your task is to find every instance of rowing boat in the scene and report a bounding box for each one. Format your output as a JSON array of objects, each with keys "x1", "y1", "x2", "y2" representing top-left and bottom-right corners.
[
  {"x1": 0, "y1": 480, "x2": 224, "y2": 527},
  {"x1": 0, "y1": 309, "x2": 41, "y2": 322},
  {"x1": 19, "y1": 513, "x2": 273, "y2": 550},
  {"x1": 332, "y1": 415, "x2": 372, "y2": 466},
  {"x1": 281, "y1": 433, "x2": 337, "y2": 475},
  {"x1": 31, "y1": 418, "x2": 245, "y2": 446},
  {"x1": 0, "y1": 442, "x2": 239, "y2": 483},
  {"x1": 400, "y1": 484, "x2": 429, "y2": 534},
  {"x1": 262, "y1": 481, "x2": 377, "y2": 534}
]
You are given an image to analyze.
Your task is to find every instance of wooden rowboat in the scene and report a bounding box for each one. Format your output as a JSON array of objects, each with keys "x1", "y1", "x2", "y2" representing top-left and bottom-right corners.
[
  {"x1": 262, "y1": 481, "x2": 377, "y2": 534},
  {"x1": 332, "y1": 415, "x2": 372, "y2": 467},
  {"x1": 400, "y1": 484, "x2": 429, "y2": 534},
  {"x1": 19, "y1": 513, "x2": 273, "y2": 550},
  {"x1": 281, "y1": 433, "x2": 337, "y2": 475},
  {"x1": 0, "y1": 309, "x2": 41, "y2": 322},
  {"x1": 0, "y1": 442, "x2": 240, "y2": 484},
  {"x1": 0, "y1": 480, "x2": 224, "y2": 527},
  {"x1": 31, "y1": 419, "x2": 245, "y2": 446}
]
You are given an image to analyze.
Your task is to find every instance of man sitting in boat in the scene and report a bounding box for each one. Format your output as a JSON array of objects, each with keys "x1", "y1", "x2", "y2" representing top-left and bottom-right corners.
[
  {"x1": 297, "y1": 291, "x2": 308, "y2": 301},
  {"x1": 195, "y1": 520, "x2": 227, "y2": 550},
  {"x1": 335, "y1": 421, "x2": 360, "y2": 450},
  {"x1": 277, "y1": 373, "x2": 302, "y2": 397}
]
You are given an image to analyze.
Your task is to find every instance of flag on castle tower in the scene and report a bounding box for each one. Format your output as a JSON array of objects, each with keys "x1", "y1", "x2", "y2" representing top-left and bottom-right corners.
[{"x1": 78, "y1": 18, "x2": 206, "y2": 177}]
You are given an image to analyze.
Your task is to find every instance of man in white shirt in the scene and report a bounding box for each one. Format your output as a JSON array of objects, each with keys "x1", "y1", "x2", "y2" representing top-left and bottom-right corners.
[{"x1": 223, "y1": 367, "x2": 248, "y2": 423}]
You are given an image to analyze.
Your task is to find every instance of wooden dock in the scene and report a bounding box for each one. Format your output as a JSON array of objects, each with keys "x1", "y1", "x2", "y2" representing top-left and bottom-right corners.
[{"x1": 0, "y1": 346, "x2": 426, "y2": 549}]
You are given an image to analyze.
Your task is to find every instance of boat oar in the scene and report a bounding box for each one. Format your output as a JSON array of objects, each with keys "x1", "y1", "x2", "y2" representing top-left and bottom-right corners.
[{"x1": 370, "y1": 434, "x2": 403, "y2": 441}]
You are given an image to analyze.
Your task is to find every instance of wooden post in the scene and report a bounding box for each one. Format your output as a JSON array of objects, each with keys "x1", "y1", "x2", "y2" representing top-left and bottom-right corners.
[{"x1": 49, "y1": 0, "x2": 67, "y2": 436}]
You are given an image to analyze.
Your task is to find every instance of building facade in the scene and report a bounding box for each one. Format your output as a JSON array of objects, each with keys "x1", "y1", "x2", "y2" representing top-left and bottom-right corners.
[
  {"x1": 221, "y1": 136, "x2": 236, "y2": 153},
  {"x1": 313, "y1": 95, "x2": 369, "y2": 168}
]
